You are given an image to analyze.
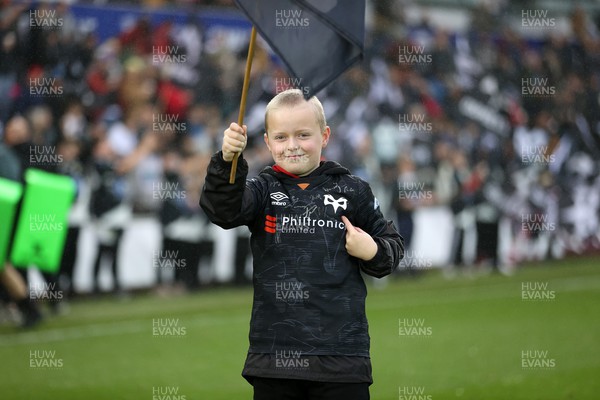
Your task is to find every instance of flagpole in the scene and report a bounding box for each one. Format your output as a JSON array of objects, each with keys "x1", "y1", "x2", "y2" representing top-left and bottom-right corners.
[{"x1": 229, "y1": 26, "x2": 257, "y2": 184}]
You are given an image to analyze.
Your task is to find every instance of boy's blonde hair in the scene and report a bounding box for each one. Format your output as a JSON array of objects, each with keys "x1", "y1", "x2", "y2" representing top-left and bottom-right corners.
[{"x1": 264, "y1": 89, "x2": 327, "y2": 134}]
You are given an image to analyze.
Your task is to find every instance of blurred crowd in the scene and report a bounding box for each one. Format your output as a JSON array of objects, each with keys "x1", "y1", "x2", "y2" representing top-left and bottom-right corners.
[{"x1": 0, "y1": 0, "x2": 599, "y2": 317}]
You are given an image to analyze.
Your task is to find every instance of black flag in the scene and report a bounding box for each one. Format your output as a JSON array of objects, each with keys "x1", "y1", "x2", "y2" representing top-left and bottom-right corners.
[{"x1": 234, "y1": 0, "x2": 365, "y2": 99}]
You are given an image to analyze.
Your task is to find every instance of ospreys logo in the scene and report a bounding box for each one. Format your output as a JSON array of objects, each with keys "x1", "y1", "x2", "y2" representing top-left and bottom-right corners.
[
  {"x1": 270, "y1": 191, "x2": 289, "y2": 206},
  {"x1": 323, "y1": 194, "x2": 347, "y2": 213}
]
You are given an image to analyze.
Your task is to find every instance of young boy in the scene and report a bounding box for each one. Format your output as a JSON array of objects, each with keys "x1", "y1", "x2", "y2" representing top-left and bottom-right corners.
[{"x1": 200, "y1": 89, "x2": 404, "y2": 400}]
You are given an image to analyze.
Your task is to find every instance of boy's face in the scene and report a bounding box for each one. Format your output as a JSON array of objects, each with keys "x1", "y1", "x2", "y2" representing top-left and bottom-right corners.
[{"x1": 264, "y1": 102, "x2": 330, "y2": 176}]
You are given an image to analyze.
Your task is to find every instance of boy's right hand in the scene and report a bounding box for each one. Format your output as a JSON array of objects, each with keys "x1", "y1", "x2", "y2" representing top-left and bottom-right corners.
[{"x1": 222, "y1": 123, "x2": 248, "y2": 162}]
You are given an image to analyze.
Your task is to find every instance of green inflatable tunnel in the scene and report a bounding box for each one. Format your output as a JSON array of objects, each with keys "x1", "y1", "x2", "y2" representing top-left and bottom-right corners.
[
  {"x1": 0, "y1": 177, "x2": 23, "y2": 271},
  {"x1": 10, "y1": 169, "x2": 76, "y2": 273}
]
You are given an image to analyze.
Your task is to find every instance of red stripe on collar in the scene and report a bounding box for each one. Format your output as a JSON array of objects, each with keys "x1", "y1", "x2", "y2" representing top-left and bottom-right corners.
[{"x1": 272, "y1": 164, "x2": 300, "y2": 179}]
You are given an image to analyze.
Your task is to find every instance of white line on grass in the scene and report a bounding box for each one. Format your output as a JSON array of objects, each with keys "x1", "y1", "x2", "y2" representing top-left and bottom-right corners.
[
  {"x1": 368, "y1": 274, "x2": 600, "y2": 310},
  {"x1": 0, "y1": 314, "x2": 248, "y2": 347}
]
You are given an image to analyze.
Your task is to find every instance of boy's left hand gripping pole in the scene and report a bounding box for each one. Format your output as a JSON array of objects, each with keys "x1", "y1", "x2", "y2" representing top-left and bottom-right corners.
[{"x1": 229, "y1": 26, "x2": 257, "y2": 184}]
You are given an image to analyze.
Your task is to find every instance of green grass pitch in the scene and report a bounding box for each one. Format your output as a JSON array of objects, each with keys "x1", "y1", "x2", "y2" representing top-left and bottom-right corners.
[{"x1": 1, "y1": 257, "x2": 598, "y2": 399}]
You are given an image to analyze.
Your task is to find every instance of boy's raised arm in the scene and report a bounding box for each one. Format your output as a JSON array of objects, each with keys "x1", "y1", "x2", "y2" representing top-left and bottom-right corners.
[{"x1": 200, "y1": 123, "x2": 263, "y2": 229}]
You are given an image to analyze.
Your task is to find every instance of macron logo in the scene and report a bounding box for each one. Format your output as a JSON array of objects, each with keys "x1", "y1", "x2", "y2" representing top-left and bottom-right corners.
[
  {"x1": 270, "y1": 192, "x2": 289, "y2": 206},
  {"x1": 324, "y1": 194, "x2": 348, "y2": 213}
]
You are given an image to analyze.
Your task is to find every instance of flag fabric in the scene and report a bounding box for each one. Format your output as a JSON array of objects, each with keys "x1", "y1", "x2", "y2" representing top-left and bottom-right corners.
[
  {"x1": 234, "y1": 0, "x2": 365, "y2": 99},
  {"x1": 11, "y1": 169, "x2": 75, "y2": 273}
]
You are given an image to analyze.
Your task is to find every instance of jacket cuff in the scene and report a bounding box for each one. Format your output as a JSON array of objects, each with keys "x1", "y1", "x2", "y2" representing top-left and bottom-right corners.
[
  {"x1": 359, "y1": 239, "x2": 394, "y2": 278},
  {"x1": 213, "y1": 150, "x2": 236, "y2": 166},
  {"x1": 362, "y1": 239, "x2": 386, "y2": 266},
  {"x1": 212, "y1": 151, "x2": 246, "y2": 177}
]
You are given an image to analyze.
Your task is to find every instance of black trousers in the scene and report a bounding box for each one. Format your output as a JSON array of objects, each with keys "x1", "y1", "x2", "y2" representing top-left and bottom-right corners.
[
  {"x1": 252, "y1": 377, "x2": 370, "y2": 400},
  {"x1": 476, "y1": 221, "x2": 499, "y2": 268},
  {"x1": 159, "y1": 237, "x2": 207, "y2": 289},
  {"x1": 92, "y1": 229, "x2": 124, "y2": 292},
  {"x1": 58, "y1": 226, "x2": 80, "y2": 296}
]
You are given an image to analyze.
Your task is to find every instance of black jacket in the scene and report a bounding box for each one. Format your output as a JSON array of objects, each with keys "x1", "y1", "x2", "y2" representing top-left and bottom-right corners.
[{"x1": 201, "y1": 152, "x2": 403, "y2": 358}]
